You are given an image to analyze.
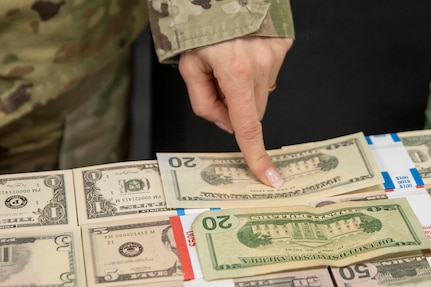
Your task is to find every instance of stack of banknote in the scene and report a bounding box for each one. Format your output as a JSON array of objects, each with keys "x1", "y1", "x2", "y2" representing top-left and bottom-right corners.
[
  {"x1": 399, "y1": 130, "x2": 431, "y2": 194},
  {"x1": 1, "y1": 131, "x2": 431, "y2": 286}
]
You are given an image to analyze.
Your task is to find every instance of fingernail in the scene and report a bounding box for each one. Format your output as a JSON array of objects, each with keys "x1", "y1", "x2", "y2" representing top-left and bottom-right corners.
[
  {"x1": 215, "y1": 122, "x2": 233, "y2": 134},
  {"x1": 265, "y1": 168, "x2": 284, "y2": 188}
]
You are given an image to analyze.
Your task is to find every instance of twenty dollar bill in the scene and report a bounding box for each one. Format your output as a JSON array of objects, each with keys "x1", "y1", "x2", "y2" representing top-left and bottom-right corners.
[
  {"x1": 192, "y1": 198, "x2": 431, "y2": 281},
  {"x1": 157, "y1": 132, "x2": 383, "y2": 208}
]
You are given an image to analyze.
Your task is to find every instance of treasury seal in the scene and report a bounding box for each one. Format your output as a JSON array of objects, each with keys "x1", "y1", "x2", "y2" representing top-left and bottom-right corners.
[
  {"x1": 119, "y1": 242, "x2": 143, "y2": 257},
  {"x1": 5, "y1": 195, "x2": 28, "y2": 209}
]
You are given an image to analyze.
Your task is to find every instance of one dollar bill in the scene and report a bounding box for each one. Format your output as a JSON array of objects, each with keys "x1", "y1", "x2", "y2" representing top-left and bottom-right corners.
[
  {"x1": 73, "y1": 160, "x2": 175, "y2": 225},
  {"x1": 191, "y1": 198, "x2": 431, "y2": 281},
  {"x1": 157, "y1": 132, "x2": 383, "y2": 208},
  {"x1": 0, "y1": 170, "x2": 77, "y2": 231}
]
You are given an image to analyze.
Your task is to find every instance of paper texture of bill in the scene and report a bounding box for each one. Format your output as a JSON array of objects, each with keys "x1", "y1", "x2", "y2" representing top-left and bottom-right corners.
[
  {"x1": 73, "y1": 160, "x2": 175, "y2": 225},
  {"x1": 192, "y1": 198, "x2": 431, "y2": 280},
  {"x1": 0, "y1": 170, "x2": 77, "y2": 231},
  {"x1": 81, "y1": 216, "x2": 184, "y2": 287},
  {"x1": 157, "y1": 132, "x2": 383, "y2": 208},
  {"x1": 0, "y1": 227, "x2": 86, "y2": 286}
]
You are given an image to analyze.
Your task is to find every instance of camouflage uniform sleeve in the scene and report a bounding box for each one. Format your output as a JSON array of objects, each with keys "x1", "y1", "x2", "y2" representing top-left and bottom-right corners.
[{"x1": 147, "y1": 0, "x2": 295, "y2": 64}]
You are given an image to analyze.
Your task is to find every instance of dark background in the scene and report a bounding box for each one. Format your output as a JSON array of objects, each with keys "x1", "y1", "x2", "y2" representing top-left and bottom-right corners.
[{"x1": 130, "y1": 0, "x2": 431, "y2": 160}]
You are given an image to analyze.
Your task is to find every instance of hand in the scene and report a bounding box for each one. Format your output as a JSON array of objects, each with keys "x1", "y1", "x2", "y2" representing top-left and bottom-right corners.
[{"x1": 178, "y1": 36, "x2": 293, "y2": 188}]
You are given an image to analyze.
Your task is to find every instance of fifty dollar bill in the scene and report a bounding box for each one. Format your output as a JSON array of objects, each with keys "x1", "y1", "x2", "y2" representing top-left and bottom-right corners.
[
  {"x1": 157, "y1": 132, "x2": 383, "y2": 208},
  {"x1": 331, "y1": 253, "x2": 431, "y2": 286},
  {"x1": 191, "y1": 198, "x2": 431, "y2": 281}
]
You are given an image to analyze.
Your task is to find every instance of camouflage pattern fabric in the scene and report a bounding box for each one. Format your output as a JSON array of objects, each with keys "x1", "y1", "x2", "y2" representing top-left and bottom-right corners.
[
  {"x1": 0, "y1": 0, "x2": 148, "y2": 173},
  {"x1": 148, "y1": 0, "x2": 295, "y2": 64},
  {"x1": 0, "y1": 0, "x2": 294, "y2": 174}
]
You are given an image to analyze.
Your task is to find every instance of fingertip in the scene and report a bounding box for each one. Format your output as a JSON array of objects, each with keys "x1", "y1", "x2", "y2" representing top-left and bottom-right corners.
[
  {"x1": 245, "y1": 151, "x2": 284, "y2": 188},
  {"x1": 264, "y1": 167, "x2": 284, "y2": 188}
]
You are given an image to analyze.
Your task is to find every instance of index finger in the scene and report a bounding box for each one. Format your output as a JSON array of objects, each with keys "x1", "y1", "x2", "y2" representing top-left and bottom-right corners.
[{"x1": 224, "y1": 84, "x2": 284, "y2": 188}]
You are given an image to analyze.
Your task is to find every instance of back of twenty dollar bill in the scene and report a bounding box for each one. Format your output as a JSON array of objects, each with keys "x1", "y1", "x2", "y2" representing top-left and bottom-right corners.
[
  {"x1": 191, "y1": 198, "x2": 431, "y2": 281},
  {"x1": 157, "y1": 132, "x2": 383, "y2": 208}
]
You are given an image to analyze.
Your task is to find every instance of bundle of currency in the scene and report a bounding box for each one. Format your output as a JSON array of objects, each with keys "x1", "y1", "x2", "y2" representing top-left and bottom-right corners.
[
  {"x1": 399, "y1": 129, "x2": 431, "y2": 186},
  {"x1": 0, "y1": 170, "x2": 77, "y2": 232},
  {"x1": 399, "y1": 130, "x2": 431, "y2": 201},
  {"x1": 191, "y1": 198, "x2": 431, "y2": 281},
  {"x1": 0, "y1": 227, "x2": 86, "y2": 286},
  {"x1": 81, "y1": 215, "x2": 185, "y2": 287},
  {"x1": 331, "y1": 253, "x2": 431, "y2": 287},
  {"x1": 157, "y1": 132, "x2": 383, "y2": 209},
  {"x1": 73, "y1": 160, "x2": 176, "y2": 225}
]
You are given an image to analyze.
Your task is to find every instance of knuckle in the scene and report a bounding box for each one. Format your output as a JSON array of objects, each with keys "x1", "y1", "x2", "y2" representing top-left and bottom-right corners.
[
  {"x1": 257, "y1": 58, "x2": 275, "y2": 75},
  {"x1": 179, "y1": 62, "x2": 194, "y2": 79}
]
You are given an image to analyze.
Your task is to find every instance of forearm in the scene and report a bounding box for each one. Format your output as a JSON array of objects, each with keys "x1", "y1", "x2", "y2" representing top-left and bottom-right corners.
[{"x1": 147, "y1": 0, "x2": 295, "y2": 64}]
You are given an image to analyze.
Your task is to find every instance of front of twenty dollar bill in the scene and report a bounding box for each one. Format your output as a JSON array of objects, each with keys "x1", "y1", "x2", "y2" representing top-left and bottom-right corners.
[
  {"x1": 191, "y1": 198, "x2": 431, "y2": 281},
  {"x1": 157, "y1": 132, "x2": 383, "y2": 208}
]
